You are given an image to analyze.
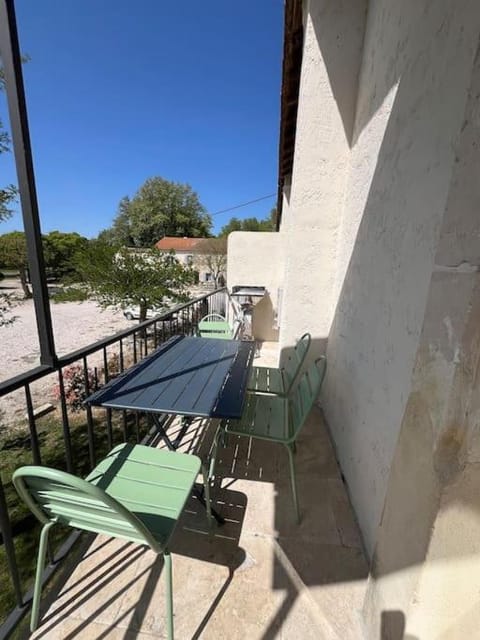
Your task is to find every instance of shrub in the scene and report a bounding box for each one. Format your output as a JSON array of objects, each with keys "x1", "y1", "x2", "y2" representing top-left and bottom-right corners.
[
  {"x1": 105, "y1": 352, "x2": 121, "y2": 379},
  {"x1": 54, "y1": 364, "x2": 96, "y2": 411},
  {"x1": 0, "y1": 294, "x2": 17, "y2": 327}
]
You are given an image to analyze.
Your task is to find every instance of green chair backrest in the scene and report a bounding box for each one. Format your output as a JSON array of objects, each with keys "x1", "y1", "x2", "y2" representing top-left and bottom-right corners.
[
  {"x1": 198, "y1": 313, "x2": 232, "y2": 339},
  {"x1": 282, "y1": 333, "x2": 312, "y2": 393},
  {"x1": 289, "y1": 356, "x2": 327, "y2": 439},
  {"x1": 12, "y1": 466, "x2": 161, "y2": 552}
]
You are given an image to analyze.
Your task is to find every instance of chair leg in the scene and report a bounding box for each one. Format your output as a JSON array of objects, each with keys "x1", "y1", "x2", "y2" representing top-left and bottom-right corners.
[
  {"x1": 31, "y1": 521, "x2": 55, "y2": 632},
  {"x1": 164, "y1": 551, "x2": 174, "y2": 640},
  {"x1": 284, "y1": 444, "x2": 300, "y2": 524},
  {"x1": 201, "y1": 463, "x2": 212, "y2": 529}
]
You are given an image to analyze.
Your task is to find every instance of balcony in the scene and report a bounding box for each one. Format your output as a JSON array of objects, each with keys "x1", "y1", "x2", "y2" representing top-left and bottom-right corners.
[
  {"x1": 6, "y1": 338, "x2": 365, "y2": 640},
  {"x1": 0, "y1": 289, "x2": 368, "y2": 639}
]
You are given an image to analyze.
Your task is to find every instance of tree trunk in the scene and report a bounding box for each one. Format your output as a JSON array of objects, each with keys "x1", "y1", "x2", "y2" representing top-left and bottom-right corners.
[
  {"x1": 139, "y1": 301, "x2": 148, "y2": 323},
  {"x1": 19, "y1": 269, "x2": 32, "y2": 299},
  {"x1": 139, "y1": 301, "x2": 148, "y2": 341}
]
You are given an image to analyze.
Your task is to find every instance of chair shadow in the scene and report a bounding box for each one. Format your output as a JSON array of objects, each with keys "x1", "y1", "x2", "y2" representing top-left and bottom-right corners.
[
  {"x1": 191, "y1": 409, "x2": 370, "y2": 639},
  {"x1": 27, "y1": 482, "x2": 247, "y2": 639}
]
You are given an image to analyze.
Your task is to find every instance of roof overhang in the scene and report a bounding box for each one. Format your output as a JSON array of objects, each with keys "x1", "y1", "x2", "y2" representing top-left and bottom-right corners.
[{"x1": 276, "y1": 0, "x2": 303, "y2": 230}]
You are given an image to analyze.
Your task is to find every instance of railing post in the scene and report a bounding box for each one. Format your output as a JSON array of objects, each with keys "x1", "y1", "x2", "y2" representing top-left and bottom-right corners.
[
  {"x1": 57, "y1": 369, "x2": 74, "y2": 473},
  {"x1": 0, "y1": 476, "x2": 23, "y2": 607},
  {"x1": 0, "y1": 0, "x2": 57, "y2": 367}
]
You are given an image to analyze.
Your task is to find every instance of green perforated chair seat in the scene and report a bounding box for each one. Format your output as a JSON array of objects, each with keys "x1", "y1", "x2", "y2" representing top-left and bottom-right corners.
[
  {"x1": 223, "y1": 394, "x2": 289, "y2": 442},
  {"x1": 247, "y1": 366, "x2": 285, "y2": 396},
  {"x1": 85, "y1": 443, "x2": 201, "y2": 546}
]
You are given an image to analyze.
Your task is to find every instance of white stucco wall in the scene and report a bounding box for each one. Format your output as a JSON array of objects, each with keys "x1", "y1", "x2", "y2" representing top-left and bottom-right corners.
[
  {"x1": 273, "y1": 0, "x2": 480, "y2": 635},
  {"x1": 227, "y1": 232, "x2": 285, "y2": 342},
  {"x1": 278, "y1": 0, "x2": 367, "y2": 354},
  {"x1": 322, "y1": 0, "x2": 480, "y2": 558}
]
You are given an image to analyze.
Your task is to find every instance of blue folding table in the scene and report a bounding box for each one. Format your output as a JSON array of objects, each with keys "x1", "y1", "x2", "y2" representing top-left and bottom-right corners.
[{"x1": 85, "y1": 335, "x2": 255, "y2": 522}]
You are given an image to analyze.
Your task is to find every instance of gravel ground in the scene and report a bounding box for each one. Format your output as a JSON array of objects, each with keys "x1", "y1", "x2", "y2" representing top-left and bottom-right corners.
[{"x1": 0, "y1": 285, "x2": 132, "y2": 426}]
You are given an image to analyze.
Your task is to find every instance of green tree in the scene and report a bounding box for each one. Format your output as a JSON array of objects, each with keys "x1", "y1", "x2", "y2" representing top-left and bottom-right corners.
[
  {"x1": 0, "y1": 231, "x2": 31, "y2": 298},
  {"x1": 75, "y1": 242, "x2": 195, "y2": 322},
  {"x1": 105, "y1": 177, "x2": 211, "y2": 247},
  {"x1": 219, "y1": 209, "x2": 276, "y2": 236},
  {"x1": 43, "y1": 230, "x2": 89, "y2": 280},
  {"x1": 98, "y1": 196, "x2": 133, "y2": 246},
  {"x1": 218, "y1": 217, "x2": 243, "y2": 236}
]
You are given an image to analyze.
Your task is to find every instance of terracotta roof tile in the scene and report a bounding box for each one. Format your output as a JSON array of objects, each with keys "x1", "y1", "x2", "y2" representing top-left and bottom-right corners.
[
  {"x1": 155, "y1": 237, "x2": 224, "y2": 253},
  {"x1": 155, "y1": 237, "x2": 202, "y2": 251}
]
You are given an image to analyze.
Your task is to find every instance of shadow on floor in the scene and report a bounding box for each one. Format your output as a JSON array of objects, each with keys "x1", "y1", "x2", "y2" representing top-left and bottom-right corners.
[
  {"x1": 27, "y1": 407, "x2": 369, "y2": 639},
  {"x1": 27, "y1": 476, "x2": 248, "y2": 640},
  {"x1": 196, "y1": 407, "x2": 369, "y2": 640}
]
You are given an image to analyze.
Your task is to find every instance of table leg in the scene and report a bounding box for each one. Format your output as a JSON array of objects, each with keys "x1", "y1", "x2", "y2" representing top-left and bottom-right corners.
[
  {"x1": 173, "y1": 416, "x2": 193, "y2": 449},
  {"x1": 151, "y1": 414, "x2": 176, "y2": 450}
]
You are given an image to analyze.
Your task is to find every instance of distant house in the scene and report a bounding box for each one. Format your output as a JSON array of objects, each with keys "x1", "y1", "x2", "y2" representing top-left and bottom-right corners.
[{"x1": 154, "y1": 237, "x2": 227, "y2": 287}]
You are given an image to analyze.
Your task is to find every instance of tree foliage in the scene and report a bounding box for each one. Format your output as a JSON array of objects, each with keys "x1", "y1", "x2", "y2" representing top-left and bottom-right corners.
[
  {"x1": 0, "y1": 231, "x2": 31, "y2": 298},
  {"x1": 75, "y1": 242, "x2": 195, "y2": 322},
  {"x1": 219, "y1": 208, "x2": 276, "y2": 236},
  {"x1": 0, "y1": 294, "x2": 16, "y2": 327},
  {"x1": 101, "y1": 177, "x2": 212, "y2": 247},
  {"x1": 43, "y1": 230, "x2": 88, "y2": 280}
]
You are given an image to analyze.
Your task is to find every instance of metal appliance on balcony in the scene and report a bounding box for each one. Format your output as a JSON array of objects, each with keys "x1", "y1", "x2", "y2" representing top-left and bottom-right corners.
[{"x1": 230, "y1": 285, "x2": 267, "y2": 340}]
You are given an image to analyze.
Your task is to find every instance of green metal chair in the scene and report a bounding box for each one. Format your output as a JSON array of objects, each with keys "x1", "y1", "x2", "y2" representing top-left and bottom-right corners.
[
  {"x1": 198, "y1": 313, "x2": 233, "y2": 339},
  {"x1": 12, "y1": 442, "x2": 211, "y2": 639},
  {"x1": 247, "y1": 332, "x2": 311, "y2": 396},
  {"x1": 210, "y1": 356, "x2": 326, "y2": 523}
]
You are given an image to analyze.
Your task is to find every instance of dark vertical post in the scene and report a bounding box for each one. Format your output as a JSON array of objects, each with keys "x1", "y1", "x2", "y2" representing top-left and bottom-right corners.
[
  {"x1": 0, "y1": 477, "x2": 23, "y2": 606},
  {"x1": 57, "y1": 369, "x2": 73, "y2": 472},
  {"x1": 82, "y1": 357, "x2": 95, "y2": 468},
  {"x1": 25, "y1": 384, "x2": 41, "y2": 465},
  {"x1": 102, "y1": 348, "x2": 113, "y2": 449},
  {"x1": 0, "y1": 0, "x2": 56, "y2": 366}
]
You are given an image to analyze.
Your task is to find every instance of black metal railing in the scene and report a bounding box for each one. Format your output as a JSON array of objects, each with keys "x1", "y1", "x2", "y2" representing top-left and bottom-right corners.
[{"x1": 0, "y1": 287, "x2": 229, "y2": 636}]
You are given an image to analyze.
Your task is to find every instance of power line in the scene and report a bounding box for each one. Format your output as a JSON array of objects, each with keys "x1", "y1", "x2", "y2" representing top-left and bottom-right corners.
[{"x1": 209, "y1": 193, "x2": 276, "y2": 217}]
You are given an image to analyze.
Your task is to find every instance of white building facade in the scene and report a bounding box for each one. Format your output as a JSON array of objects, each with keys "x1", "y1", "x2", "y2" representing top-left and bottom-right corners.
[{"x1": 228, "y1": 1, "x2": 480, "y2": 637}]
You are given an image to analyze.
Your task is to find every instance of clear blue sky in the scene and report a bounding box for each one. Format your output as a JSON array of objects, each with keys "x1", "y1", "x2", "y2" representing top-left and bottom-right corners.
[{"x1": 0, "y1": 0, "x2": 283, "y2": 237}]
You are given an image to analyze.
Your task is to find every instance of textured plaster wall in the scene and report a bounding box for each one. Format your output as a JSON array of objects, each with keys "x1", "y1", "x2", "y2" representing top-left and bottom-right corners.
[
  {"x1": 278, "y1": 0, "x2": 367, "y2": 353},
  {"x1": 322, "y1": 0, "x2": 480, "y2": 559},
  {"x1": 363, "y1": 33, "x2": 480, "y2": 637},
  {"x1": 226, "y1": 232, "x2": 285, "y2": 343}
]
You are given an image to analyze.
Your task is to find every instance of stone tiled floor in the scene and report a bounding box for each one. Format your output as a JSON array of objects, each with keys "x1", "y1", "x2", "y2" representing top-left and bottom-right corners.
[{"x1": 28, "y1": 342, "x2": 368, "y2": 639}]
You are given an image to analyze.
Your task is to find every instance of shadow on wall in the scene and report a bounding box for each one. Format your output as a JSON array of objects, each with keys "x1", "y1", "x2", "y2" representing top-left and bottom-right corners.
[
  {"x1": 317, "y1": 0, "x2": 480, "y2": 635},
  {"x1": 308, "y1": 0, "x2": 368, "y2": 146},
  {"x1": 311, "y1": 0, "x2": 425, "y2": 146},
  {"x1": 252, "y1": 293, "x2": 279, "y2": 342},
  {"x1": 277, "y1": 335, "x2": 327, "y2": 373}
]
